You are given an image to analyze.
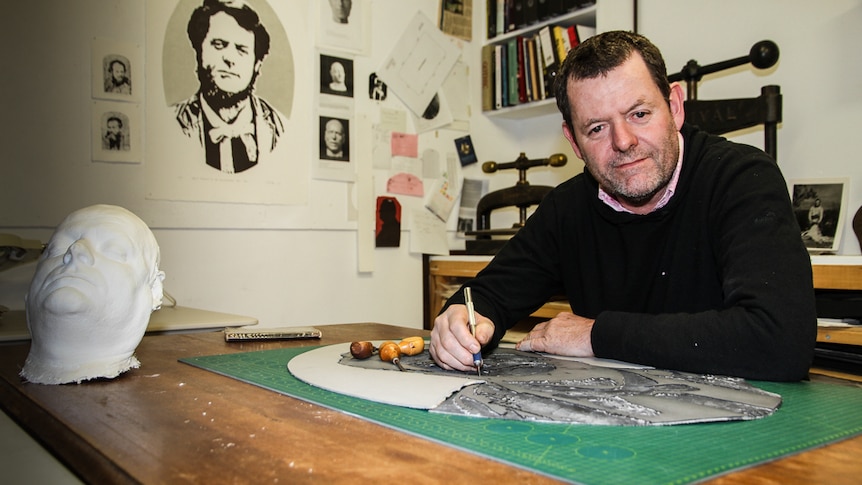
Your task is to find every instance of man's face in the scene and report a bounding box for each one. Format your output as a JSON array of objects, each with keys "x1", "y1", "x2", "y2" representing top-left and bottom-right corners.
[
  {"x1": 106, "y1": 120, "x2": 121, "y2": 136},
  {"x1": 200, "y1": 11, "x2": 259, "y2": 95},
  {"x1": 325, "y1": 120, "x2": 344, "y2": 152},
  {"x1": 562, "y1": 54, "x2": 684, "y2": 213},
  {"x1": 111, "y1": 62, "x2": 126, "y2": 83},
  {"x1": 330, "y1": 62, "x2": 345, "y2": 84},
  {"x1": 329, "y1": 0, "x2": 352, "y2": 22}
]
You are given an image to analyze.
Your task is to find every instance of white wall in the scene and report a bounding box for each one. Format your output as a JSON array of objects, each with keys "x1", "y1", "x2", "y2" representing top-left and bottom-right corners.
[
  {"x1": 0, "y1": 0, "x2": 436, "y2": 327},
  {"x1": 2, "y1": 1, "x2": 860, "y2": 329},
  {"x1": 639, "y1": 0, "x2": 862, "y2": 254}
]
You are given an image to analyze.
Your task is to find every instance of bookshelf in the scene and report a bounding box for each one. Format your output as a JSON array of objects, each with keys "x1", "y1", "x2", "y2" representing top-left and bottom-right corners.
[
  {"x1": 488, "y1": 4, "x2": 597, "y2": 44},
  {"x1": 482, "y1": 3, "x2": 599, "y2": 119}
]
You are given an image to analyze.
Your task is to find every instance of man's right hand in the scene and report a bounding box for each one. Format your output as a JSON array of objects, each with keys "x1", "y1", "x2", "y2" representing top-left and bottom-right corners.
[{"x1": 429, "y1": 304, "x2": 495, "y2": 372}]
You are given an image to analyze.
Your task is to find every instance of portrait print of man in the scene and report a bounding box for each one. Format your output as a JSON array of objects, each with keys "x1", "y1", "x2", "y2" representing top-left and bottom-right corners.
[
  {"x1": 103, "y1": 115, "x2": 127, "y2": 151},
  {"x1": 104, "y1": 58, "x2": 132, "y2": 95},
  {"x1": 320, "y1": 116, "x2": 349, "y2": 161},
  {"x1": 174, "y1": 0, "x2": 285, "y2": 174}
]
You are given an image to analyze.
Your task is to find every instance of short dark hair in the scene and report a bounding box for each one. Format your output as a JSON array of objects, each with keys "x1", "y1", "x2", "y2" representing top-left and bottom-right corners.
[
  {"x1": 554, "y1": 31, "x2": 670, "y2": 131},
  {"x1": 107, "y1": 116, "x2": 123, "y2": 128},
  {"x1": 187, "y1": 0, "x2": 271, "y2": 63},
  {"x1": 108, "y1": 59, "x2": 126, "y2": 72}
]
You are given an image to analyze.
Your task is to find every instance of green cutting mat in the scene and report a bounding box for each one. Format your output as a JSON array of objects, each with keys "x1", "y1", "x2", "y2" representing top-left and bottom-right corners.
[{"x1": 181, "y1": 347, "x2": 862, "y2": 484}]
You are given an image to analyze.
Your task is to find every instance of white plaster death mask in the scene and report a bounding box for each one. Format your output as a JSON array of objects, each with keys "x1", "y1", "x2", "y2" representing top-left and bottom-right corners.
[{"x1": 21, "y1": 205, "x2": 165, "y2": 384}]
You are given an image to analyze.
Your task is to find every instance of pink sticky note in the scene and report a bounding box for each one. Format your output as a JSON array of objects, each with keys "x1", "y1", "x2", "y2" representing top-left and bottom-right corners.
[
  {"x1": 391, "y1": 132, "x2": 419, "y2": 158},
  {"x1": 387, "y1": 172, "x2": 424, "y2": 197}
]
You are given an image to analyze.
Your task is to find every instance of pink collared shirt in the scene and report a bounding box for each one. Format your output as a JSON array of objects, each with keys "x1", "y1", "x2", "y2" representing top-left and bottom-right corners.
[{"x1": 598, "y1": 133, "x2": 684, "y2": 214}]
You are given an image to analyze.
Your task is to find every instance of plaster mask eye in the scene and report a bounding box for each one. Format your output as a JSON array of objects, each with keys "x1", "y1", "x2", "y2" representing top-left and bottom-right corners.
[{"x1": 21, "y1": 204, "x2": 164, "y2": 385}]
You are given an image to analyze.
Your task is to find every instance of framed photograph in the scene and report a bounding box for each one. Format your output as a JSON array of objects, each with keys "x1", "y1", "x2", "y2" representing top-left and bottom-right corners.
[
  {"x1": 317, "y1": 0, "x2": 369, "y2": 55},
  {"x1": 91, "y1": 37, "x2": 141, "y2": 102},
  {"x1": 92, "y1": 100, "x2": 141, "y2": 163},
  {"x1": 319, "y1": 53, "x2": 354, "y2": 99},
  {"x1": 789, "y1": 178, "x2": 849, "y2": 253}
]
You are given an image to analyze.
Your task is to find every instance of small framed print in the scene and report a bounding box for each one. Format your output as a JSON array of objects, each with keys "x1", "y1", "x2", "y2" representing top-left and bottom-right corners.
[
  {"x1": 92, "y1": 38, "x2": 141, "y2": 102},
  {"x1": 92, "y1": 100, "x2": 141, "y2": 163},
  {"x1": 790, "y1": 178, "x2": 849, "y2": 253}
]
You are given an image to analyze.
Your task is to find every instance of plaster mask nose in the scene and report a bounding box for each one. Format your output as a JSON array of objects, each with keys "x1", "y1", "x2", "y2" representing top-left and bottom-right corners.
[{"x1": 65, "y1": 240, "x2": 94, "y2": 266}]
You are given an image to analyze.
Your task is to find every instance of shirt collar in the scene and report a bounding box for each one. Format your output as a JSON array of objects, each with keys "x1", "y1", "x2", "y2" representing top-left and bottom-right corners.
[{"x1": 598, "y1": 132, "x2": 684, "y2": 214}]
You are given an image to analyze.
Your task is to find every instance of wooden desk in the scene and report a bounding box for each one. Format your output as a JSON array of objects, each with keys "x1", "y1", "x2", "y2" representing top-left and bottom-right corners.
[
  {"x1": 811, "y1": 258, "x2": 862, "y2": 347},
  {"x1": 1, "y1": 323, "x2": 861, "y2": 484}
]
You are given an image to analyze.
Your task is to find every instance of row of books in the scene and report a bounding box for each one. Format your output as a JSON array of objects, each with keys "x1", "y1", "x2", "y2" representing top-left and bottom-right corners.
[
  {"x1": 481, "y1": 23, "x2": 595, "y2": 112},
  {"x1": 487, "y1": 0, "x2": 596, "y2": 39}
]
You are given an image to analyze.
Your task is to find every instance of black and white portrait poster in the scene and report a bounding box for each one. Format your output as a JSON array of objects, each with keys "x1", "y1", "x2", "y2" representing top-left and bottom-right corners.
[
  {"x1": 145, "y1": 0, "x2": 308, "y2": 205},
  {"x1": 92, "y1": 38, "x2": 141, "y2": 102}
]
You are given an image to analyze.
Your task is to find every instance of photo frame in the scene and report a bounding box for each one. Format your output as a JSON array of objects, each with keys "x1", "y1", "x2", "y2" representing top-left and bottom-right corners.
[
  {"x1": 319, "y1": 53, "x2": 355, "y2": 99},
  {"x1": 313, "y1": 108, "x2": 355, "y2": 182},
  {"x1": 92, "y1": 100, "x2": 141, "y2": 163},
  {"x1": 789, "y1": 178, "x2": 849, "y2": 253},
  {"x1": 91, "y1": 38, "x2": 141, "y2": 102},
  {"x1": 317, "y1": 0, "x2": 370, "y2": 55}
]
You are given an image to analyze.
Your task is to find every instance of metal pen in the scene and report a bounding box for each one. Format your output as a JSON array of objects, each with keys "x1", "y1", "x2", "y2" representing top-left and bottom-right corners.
[{"x1": 463, "y1": 287, "x2": 483, "y2": 376}]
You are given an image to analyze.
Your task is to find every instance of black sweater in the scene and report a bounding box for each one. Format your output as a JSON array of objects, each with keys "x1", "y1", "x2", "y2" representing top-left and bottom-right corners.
[{"x1": 447, "y1": 123, "x2": 816, "y2": 381}]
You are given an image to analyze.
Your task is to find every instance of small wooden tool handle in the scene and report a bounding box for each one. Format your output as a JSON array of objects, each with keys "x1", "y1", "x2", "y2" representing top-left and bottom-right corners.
[
  {"x1": 378, "y1": 341, "x2": 402, "y2": 363},
  {"x1": 398, "y1": 337, "x2": 425, "y2": 356},
  {"x1": 350, "y1": 341, "x2": 376, "y2": 359}
]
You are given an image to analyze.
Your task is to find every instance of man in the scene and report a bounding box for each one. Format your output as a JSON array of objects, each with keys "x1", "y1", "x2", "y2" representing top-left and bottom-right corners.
[
  {"x1": 430, "y1": 31, "x2": 816, "y2": 382},
  {"x1": 175, "y1": 0, "x2": 285, "y2": 174},
  {"x1": 105, "y1": 59, "x2": 131, "y2": 95},
  {"x1": 22, "y1": 205, "x2": 165, "y2": 384},
  {"x1": 104, "y1": 116, "x2": 124, "y2": 150},
  {"x1": 322, "y1": 118, "x2": 347, "y2": 160},
  {"x1": 328, "y1": 0, "x2": 352, "y2": 24}
]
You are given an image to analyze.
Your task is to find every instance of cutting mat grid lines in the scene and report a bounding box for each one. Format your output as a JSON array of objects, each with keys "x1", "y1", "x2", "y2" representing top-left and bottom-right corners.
[{"x1": 181, "y1": 347, "x2": 862, "y2": 485}]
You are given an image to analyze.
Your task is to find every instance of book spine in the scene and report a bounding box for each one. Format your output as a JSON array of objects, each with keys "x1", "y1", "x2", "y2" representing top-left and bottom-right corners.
[
  {"x1": 508, "y1": 0, "x2": 521, "y2": 33},
  {"x1": 552, "y1": 24, "x2": 568, "y2": 63},
  {"x1": 516, "y1": 36, "x2": 527, "y2": 103},
  {"x1": 536, "y1": 0, "x2": 552, "y2": 20},
  {"x1": 526, "y1": 37, "x2": 539, "y2": 101},
  {"x1": 481, "y1": 44, "x2": 494, "y2": 111},
  {"x1": 494, "y1": 44, "x2": 503, "y2": 109},
  {"x1": 507, "y1": 39, "x2": 519, "y2": 106},
  {"x1": 487, "y1": 0, "x2": 497, "y2": 39},
  {"x1": 522, "y1": 0, "x2": 538, "y2": 28},
  {"x1": 496, "y1": 0, "x2": 505, "y2": 36},
  {"x1": 535, "y1": 35, "x2": 547, "y2": 100},
  {"x1": 538, "y1": 25, "x2": 558, "y2": 99},
  {"x1": 500, "y1": 44, "x2": 508, "y2": 107}
]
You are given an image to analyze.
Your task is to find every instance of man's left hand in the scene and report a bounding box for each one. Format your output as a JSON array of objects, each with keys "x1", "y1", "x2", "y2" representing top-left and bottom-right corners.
[{"x1": 516, "y1": 312, "x2": 595, "y2": 357}]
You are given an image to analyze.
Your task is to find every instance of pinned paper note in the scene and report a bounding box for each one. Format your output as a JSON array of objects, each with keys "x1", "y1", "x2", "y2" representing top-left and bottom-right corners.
[
  {"x1": 376, "y1": 12, "x2": 461, "y2": 116},
  {"x1": 386, "y1": 172, "x2": 423, "y2": 197},
  {"x1": 391, "y1": 131, "x2": 418, "y2": 158}
]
